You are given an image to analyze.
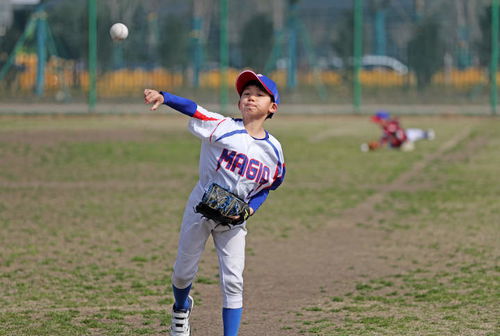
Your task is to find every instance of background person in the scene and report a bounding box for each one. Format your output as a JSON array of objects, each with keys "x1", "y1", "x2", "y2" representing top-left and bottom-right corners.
[{"x1": 361, "y1": 111, "x2": 435, "y2": 152}]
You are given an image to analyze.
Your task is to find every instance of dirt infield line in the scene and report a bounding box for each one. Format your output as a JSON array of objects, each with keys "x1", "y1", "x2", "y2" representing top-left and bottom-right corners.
[{"x1": 343, "y1": 127, "x2": 472, "y2": 221}]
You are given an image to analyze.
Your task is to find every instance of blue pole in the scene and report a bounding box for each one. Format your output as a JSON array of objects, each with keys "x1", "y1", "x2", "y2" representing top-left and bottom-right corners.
[
  {"x1": 287, "y1": 1, "x2": 298, "y2": 89},
  {"x1": 353, "y1": 0, "x2": 363, "y2": 113},
  {"x1": 112, "y1": 44, "x2": 124, "y2": 70},
  {"x1": 491, "y1": 0, "x2": 499, "y2": 115},
  {"x1": 264, "y1": 30, "x2": 283, "y2": 74},
  {"x1": 219, "y1": 0, "x2": 228, "y2": 113},
  {"x1": 374, "y1": 9, "x2": 386, "y2": 56},
  {"x1": 192, "y1": 16, "x2": 202, "y2": 87},
  {"x1": 88, "y1": 0, "x2": 97, "y2": 111},
  {"x1": 35, "y1": 8, "x2": 47, "y2": 97}
]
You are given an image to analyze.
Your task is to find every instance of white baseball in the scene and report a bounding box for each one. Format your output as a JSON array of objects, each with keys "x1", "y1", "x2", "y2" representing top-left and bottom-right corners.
[{"x1": 110, "y1": 23, "x2": 128, "y2": 41}]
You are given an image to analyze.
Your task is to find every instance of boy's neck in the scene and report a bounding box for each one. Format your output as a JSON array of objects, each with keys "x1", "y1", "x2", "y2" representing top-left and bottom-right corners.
[{"x1": 243, "y1": 118, "x2": 266, "y2": 138}]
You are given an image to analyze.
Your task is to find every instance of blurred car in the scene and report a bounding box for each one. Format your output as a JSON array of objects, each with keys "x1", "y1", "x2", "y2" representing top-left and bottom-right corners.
[
  {"x1": 317, "y1": 55, "x2": 408, "y2": 75},
  {"x1": 361, "y1": 55, "x2": 408, "y2": 75}
]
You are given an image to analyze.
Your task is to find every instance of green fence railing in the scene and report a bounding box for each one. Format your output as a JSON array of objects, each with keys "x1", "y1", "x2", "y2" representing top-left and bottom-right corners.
[{"x1": 0, "y1": 0, "x2": 498, "y2": 115}]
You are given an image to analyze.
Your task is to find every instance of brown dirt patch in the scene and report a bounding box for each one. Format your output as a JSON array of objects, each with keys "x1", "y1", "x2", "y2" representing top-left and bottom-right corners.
[{"x1": 442, "y1": 135, "x2": 489, "y2": 162}]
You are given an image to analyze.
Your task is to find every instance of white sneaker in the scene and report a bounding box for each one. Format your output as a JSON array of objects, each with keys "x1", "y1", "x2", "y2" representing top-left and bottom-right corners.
[
  {"x1": 426, "y1": 129, "x2": 435, "y2": 140},
  {"x1": 170, "y1": 296, "x2": 193, "y2": 336}
]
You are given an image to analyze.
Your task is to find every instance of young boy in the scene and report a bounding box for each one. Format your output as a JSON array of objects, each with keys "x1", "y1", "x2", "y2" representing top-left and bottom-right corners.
[
  {"x1": 144, "y1": 70, "x2": 286, "y2": 336},
  {"x1": 361, "y1": 110, "x2": 435, "y2": 152}
]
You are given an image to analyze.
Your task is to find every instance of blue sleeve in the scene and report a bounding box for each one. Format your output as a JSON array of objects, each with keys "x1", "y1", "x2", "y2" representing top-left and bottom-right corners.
[
  {"x1": 160, "y1": 91, "x2": 197, "y2": 117},
  {"x1": 270, "y1": 164, "x2": 286, "y2": 190},
  {"x1": 248, "y1": 189, "x2": 270, "y2": 212}
]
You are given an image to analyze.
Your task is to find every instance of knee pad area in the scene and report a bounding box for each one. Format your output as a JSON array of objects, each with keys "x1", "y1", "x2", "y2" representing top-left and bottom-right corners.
[{"x1": 172, "y1": 270, "x2": 196, "y2": 289}]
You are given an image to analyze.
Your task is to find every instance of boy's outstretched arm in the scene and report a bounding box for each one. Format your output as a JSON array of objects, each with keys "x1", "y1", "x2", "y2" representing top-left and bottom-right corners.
[{"x1": 144, "y1": 89, "x2": 200, "y2": 117}]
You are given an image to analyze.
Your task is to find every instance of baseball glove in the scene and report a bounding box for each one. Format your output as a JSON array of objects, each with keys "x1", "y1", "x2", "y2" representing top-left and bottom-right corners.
[
  {"x1": 368, "y1": 141, "x2": 380, "y2": 150},
  {"x1": 195, "y1": 183, "x2": 250, "y2": 226}
]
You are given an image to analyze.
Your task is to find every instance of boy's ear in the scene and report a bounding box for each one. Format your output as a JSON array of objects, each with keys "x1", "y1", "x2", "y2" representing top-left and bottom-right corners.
[{"x1": 268, "y1": 102, "x2": 278, "y2": 114}]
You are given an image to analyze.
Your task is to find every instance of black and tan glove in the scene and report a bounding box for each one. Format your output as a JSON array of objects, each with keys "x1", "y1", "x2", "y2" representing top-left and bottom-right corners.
[{"x1": 195, "y1": 184, "x2": 251, "y2": 226}]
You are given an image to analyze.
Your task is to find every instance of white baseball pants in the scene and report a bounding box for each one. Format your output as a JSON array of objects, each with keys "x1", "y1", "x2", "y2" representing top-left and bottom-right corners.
[
  {"x1": 406, "y1": 128, "x2": 427, "y2": 143},
  {"x1": 171, "y1": 183, "x2": 247, "y2": 309}
]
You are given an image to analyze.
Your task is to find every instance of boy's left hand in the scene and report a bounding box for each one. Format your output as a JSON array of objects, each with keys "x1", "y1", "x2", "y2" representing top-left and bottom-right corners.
[
  {"x1": 228, "y1": 207, "x2": 254, "y2": 221},
  {"x1": 144, "y1": 89, "x2": 164, "y2": 111}
]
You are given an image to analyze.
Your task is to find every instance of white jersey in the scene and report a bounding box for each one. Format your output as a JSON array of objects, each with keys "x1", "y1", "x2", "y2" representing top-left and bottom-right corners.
[{"x1": 188, "y1": 106, "x2": 285, "y2": 203}]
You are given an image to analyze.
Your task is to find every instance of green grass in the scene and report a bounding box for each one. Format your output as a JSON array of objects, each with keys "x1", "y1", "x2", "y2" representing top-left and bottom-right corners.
[
  {"x1": 288, "y1": 118, "x2": 500, "y2": 335},
  {"x1": 0, "y1": 114, "x2": 499, "y2": 335}
]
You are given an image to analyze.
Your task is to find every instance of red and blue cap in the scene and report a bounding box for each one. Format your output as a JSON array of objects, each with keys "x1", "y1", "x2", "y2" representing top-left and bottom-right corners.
[
  {"x1": 371, "y1": 110, "x2": 390, "y2": 123},
  {"x1": 236, "y1": 70, "x2": 280, "y2": 105}
]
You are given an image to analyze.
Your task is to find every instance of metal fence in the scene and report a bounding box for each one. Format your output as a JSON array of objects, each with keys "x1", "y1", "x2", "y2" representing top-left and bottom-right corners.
[{"x1": 0, "y1": 0, "x2": 498, "y2": 114}]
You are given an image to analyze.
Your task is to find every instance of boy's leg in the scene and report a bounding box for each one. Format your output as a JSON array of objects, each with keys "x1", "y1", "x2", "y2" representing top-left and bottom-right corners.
[
  {"x1": 223, "y1": 307, "x2": 243, "y2": 336},
  {"x1": 172, "y1": 284, "x2": 192, "y2": 310},
  {"x1": 406, "y1": 128, "x2": 426, "y2": 142},
  {"x1": 169, "y1": 208, "x2": 209, "y2": 336},
  {"x1": 171, "y1": 205, "x2": 211, "y2": 307},
  {"x1": 213, "y1": 226, "x2": 247, "y2": 335}
]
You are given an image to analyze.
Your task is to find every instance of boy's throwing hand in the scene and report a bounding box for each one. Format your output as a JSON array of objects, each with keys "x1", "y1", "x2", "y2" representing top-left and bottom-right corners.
[{"x1": 144, "y1": 89, "x2": 164, "y2": 111}]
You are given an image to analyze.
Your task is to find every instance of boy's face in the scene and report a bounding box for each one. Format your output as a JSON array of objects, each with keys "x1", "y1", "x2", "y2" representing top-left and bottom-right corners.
[
  {"x1": 372, "y1": 117, "x2": 388, "y2": 126},
  {"x1": 379, "y1": 119, "x2": 390, "y2": 126},
  {"x1": 238, "y1": 84, "x2": 277, "y2": 119}
]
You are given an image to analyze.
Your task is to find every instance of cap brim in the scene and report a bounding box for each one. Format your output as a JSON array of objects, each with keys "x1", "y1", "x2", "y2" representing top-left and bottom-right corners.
[{"x1": 236, "y1": 70, "x2": 274, "y2": 99}]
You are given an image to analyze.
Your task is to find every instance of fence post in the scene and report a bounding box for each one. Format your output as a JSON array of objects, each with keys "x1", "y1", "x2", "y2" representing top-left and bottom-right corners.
[
  {"x1": 219, "y1": 0, "x2": 228, "y2": 114},
  {"x1": 491, "y1": 0, "x2": 499, "y2": 115},
  {"x1": 88, "y1": 0, "x2": 97, "y2": 112},
  {"x1": 287, "y1": 0, "x2": 298, "y2": 89},
  {"x1": 191, "y1": 16, "x2": 202, "y2": 88},
  {"x1": 374, "y1": 8, "x2": 386, "y2": 56},
  {"x1": 35, "y1": 7, "x2": 47, "y2": 97},
  {"x1": 353, "y1": 0, "x2": 363, "y2": 113}
]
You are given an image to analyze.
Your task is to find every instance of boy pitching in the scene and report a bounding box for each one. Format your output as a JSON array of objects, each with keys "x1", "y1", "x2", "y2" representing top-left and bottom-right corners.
[{"x1": 144, "y1": 70, "x2": 286, "y2": 336}]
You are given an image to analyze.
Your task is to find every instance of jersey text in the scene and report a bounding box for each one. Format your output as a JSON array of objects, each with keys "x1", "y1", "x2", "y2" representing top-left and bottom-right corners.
[{"x1": 216, "y1": 148, "x2": 270, "y2": 184}]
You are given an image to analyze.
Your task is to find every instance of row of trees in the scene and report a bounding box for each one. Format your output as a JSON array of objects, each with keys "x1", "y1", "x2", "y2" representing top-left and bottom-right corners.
[
  {"x1": 0, "y1": 0, "x2": 498, "y2": 90},
  {"x1": 333, "y1": 4, "x2": 497, "y2": 89}
]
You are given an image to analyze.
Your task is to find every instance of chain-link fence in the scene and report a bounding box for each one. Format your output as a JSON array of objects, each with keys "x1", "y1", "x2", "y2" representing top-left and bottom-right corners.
[{"x1": 0, "y1": 0, "x2": 497, "y2": 114}]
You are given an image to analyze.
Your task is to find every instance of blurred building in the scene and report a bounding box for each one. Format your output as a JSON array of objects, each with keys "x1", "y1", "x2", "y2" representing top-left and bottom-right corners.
[{"x1": 0, "y1": 0, "x2": 40, "y2": 36}]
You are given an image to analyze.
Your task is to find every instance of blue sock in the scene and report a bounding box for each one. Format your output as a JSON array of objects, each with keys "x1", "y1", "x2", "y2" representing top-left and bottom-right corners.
[
  {"x1": 222, "y1": 307, "x2": 243, "y2": 336},
  {"x1": 172, "y1": 284, "x2": 191, "y2": 310}
]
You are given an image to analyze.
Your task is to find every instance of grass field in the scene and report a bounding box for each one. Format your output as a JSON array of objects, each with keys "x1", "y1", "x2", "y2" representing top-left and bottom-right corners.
[{"x1": 0, "y1": 114, "x2": 498, "y2": 335}]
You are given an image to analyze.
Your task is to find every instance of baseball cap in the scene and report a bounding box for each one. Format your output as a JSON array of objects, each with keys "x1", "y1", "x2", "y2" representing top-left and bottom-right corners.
[
  {"x1": 371, "y1": 110, "x2": 390, "y2": 123},
  {"x1": 236, "y1": 70, "x2": 280, "y2": 105}
]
